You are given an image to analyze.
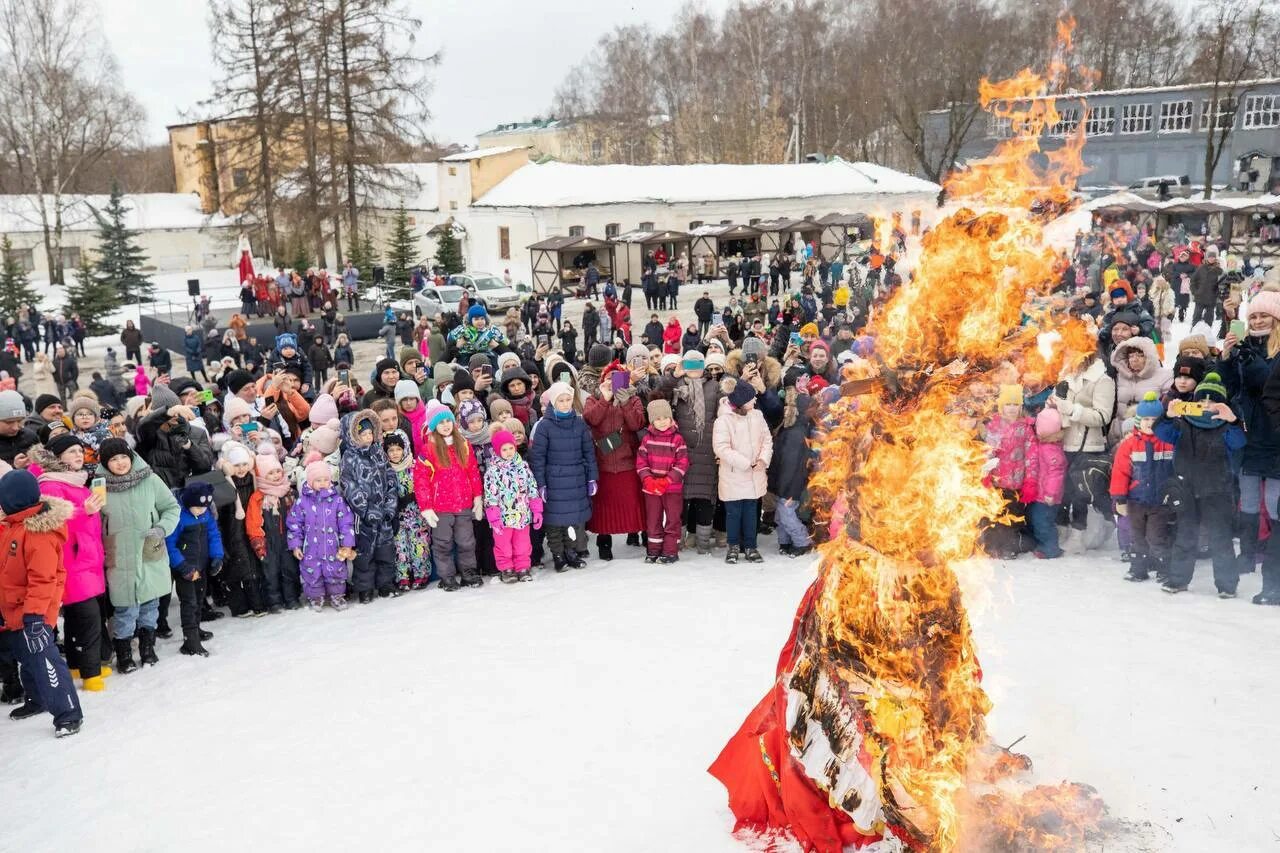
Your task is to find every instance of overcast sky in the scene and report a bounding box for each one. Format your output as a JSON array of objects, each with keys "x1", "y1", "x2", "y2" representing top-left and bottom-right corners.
[{"x1": 102, "y1": 0, "x2": 730, "y2": 146}]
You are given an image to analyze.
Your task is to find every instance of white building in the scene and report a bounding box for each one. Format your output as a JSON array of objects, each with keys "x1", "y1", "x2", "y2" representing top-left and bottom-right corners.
[{"x1": 456, "y1": 158, "x2": 940, "y2": 287}]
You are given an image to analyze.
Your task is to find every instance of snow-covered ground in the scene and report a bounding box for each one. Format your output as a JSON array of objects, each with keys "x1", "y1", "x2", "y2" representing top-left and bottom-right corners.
[{"x1": 1, "y1": 543, "x2": 1277, "y2": 852}]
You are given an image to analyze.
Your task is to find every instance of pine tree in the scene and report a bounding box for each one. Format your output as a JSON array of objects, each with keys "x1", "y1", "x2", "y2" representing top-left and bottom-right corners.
[
  {"x1": 347, "y1": 229, "x2": 379, "y2": 280},
  {"x1": 92, "y1": 183, "x2": 153, "y2": 303},
  {"x1": 287, "y1": 233, "x2": 311, "y2": 273},
  {"x1": 64, "y1": 250, "x2": 121, "y2": 336},
  {"x1": 383, "y1": 203, "x2": 419, "y2": 298},
  {"x1": 433, "y1": 220, "x2": 464, "y2": 275},
  {"x1": 0, "y1": 235, "x2": 41, "y2": 322}
]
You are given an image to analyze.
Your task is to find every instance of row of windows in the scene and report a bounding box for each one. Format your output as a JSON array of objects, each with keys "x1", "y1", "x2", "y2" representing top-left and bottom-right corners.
[
  {"x1": 0, "y1": 246, "x2": 79, "y2": 273},
  {"x1": 988, "y1": 93, "x2": 1280, "y2": 138}
]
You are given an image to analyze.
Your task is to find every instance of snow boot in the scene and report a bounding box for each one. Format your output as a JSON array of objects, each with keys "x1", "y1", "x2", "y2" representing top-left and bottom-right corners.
[
  {"x1": 200, "y1": 607, "x2": 224, "y2": 621},
  {"x1": 625, "y1": 533, "x2": 641, "y2": 547},
  {"x1": 267, "y1": 604, "x2": 284, "y2": 614},
  {"x1": 1253, "y1": 591, "x2": 1280, "y2": 605},
  {"x1": 714, "y1": 531, "x2": 728, "y2": 550},
  {"x1": 331, "y1": 595, "x2": 349, "y2": 611},
  {"x1": 70, "y1": 665, "x2": 113, "y2": 680},
  {"x1": 198, "y1": 628, "x2": 213, "y2": 641},
  {"x1": 138, "y1": 628, "x2": 159, "y2": 667},
  {"x1": 82, "y1": 675, "x2": 107, "y2": 692},
  {"x1": 552, "y1": 555, "x2": 568, "y2": 573},
  {"x1": 1256, "y1": 521, "x2": 1280, "y2": 604},
  {"x1": 725, "y1": 546, "x2": 740, "y2": 565},
  {"x1": 461, "y1": 576, "x2": 484, "y2": 588},
  {"x1": 1, "y1": 670, "x2": 24, "y2": 705},
  {"x1": 744, "y1": 548, "x2": 764, "y2": 563},
  {"x1": 307, "y1": 598, "x2": 324, "y2": 613},
  {"x1": 54, "y1": 719, "x2": 82, "y2": 738},
  {"x1": 682, "y1": 531, "x2": 698, "y2": 552},
  {"x1": 597, "y1": 535, "x2": 614, "y2": 562},
  {"x1": 644, "y1": 554, "x2": 659, "y2": 564},
  {"x1": 517, "y1": 569, "x2": 534, "y2": 582},
  {"x1": 789, "y1": 544, "x2": 813, "y2": 558},
  {"x1": 657, "y1": 554, "x2": 678, "y2": 564},
  {"x1": 695, "y1": 524, "x2": 713, "y2": 555},
  {"x1": 566, "y1": 551, "x2": 587, "y2": 569},
  {"x1": 1161, "y1": 582, "x2": 1188, "y2": 594},
  {"x1": 499, "y1": 571, "x2": 518, "y2": 585},
  {"x1": 440, "y1": 578, "x2": 461, "y2": 590},
  {"x1": 113, "y1": 639, "x2": 138, "y2": 674},
  {"x1": 155, "y1": 624, "x2": 173, "y2": 640},
  {"x1": 9, "y1": 700, "x2": 42, "y2": 721},
  {"x1": 179, "y1": 627, "x2": 209, "y2": 657}
]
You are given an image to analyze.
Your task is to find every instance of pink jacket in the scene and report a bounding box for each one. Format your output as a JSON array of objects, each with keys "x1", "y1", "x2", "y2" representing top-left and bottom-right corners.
[
  {"x1": 402, "y1": 402, "x2": 428, "y2": 456},
  {"x1": 135, "y1": 368, "x2": 151, "y2": 397},
  {"x1": 1035, "y1": 441, "x2": 1067, "y2": 505},
  {"x1": 35, "y1": 474, "x2": 105, "y2": 606},
  {"x1": 413, "y1": 439, "x2": 482, "y2": 514},
  {"x1": 984, "y1": 414, "x2": 1040, "y2": 502},
  {"x1": 712, "y1": 399, "x2": 773, "y2": 500}
]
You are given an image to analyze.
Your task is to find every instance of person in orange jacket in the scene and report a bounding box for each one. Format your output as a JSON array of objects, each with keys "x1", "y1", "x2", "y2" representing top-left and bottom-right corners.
[{"x1": 0, "y1": 469, "x2": 82, "y2": 737}]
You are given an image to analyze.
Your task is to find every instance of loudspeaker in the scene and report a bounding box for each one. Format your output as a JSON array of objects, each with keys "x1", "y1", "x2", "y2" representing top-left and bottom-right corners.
[
  {"x1": 187, "y1": 279, "x2": 201, "y2": 296},
  {"x1": 372, "y1": 265, "x2": 385, "y2": 284}
]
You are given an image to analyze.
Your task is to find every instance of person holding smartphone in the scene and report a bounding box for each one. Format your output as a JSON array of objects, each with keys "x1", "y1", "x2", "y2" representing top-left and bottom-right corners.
[{"x1": 582, "y1": 365, "x2": 646, "y2": 561}]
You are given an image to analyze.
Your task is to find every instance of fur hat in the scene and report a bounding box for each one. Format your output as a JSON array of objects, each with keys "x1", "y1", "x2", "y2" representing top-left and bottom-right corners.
[
  {"x1": 997, "y1": 384, "x2": 1024, "y2": 408},
  {"x1": 647, "y1": 398, "x2": 673, "y2": 423},
  {"x1": 394, "y1": 380, "x2": 421, "y2": 403},
  {"x1": 0, "y1": 469, "x2": 40, "y2": 515},
  {"x1": 304, "y1": 459, "x2": 332, "y2": 488},
  {"x1": 491, "y1": 429, "x2": 517, "y2": 453},
  {"x1": 1249, "y1": 290, "x2": 1280, "y2": 324},
  {"x1": 587, "y1": 343, "x2": 612, "y2": 368},
  {"x1": 728, "y1": 379, "x2": 756, "y2": 409},
  {"x1": 179, "y1": 481, "x2": 215, "y2": 509}
]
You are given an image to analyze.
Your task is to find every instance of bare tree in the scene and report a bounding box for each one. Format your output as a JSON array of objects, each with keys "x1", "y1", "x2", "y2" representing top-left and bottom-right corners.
[{"x1": 0, "y1": 0, "x2": 144, "y2": 283}]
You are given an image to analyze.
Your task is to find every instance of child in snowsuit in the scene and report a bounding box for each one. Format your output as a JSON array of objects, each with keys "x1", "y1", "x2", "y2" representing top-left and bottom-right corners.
[
  {"x1": 1031, "y1": 407, "x2": 1067, "y2": 558},
  {"x1": 1110, "y1": 392, "x2": 1175, "y2": 582},
  {"x1": 339, "y1": 410, "x2": 400, "y2": 602},
  {"x1": 0, "y1": 470, "x2": 83, "y2": 736},
  {"x1": 980, "y1": 384, "x2": 1039, "y2": 559},
  {"x1": 246, "y1": 446, "x2": 301, "y2": 611},
  {"x1": 768, "y1": 391, "x2": 816, "y2": 557},
  {"x1": 529, "y1": 382, "x2": 598, "y2": 571},
  {"x1": 415, "y1": 401, "x2": 484, "y2": 590},
  {"x1": 385, "y1": 431, "x2": 431, "y2": 590},
  {"x1": 165, "y1": 482, "x2": 224, "y2": 657},
  {"x1": 1153, "y1": 373, "x2": 1246, "y2": 596},
  {"x1": 287, "y1": 460, "x2": 357, "y2": 611},
  {"x1": 636, "y1": 399, "x2": 689, "y2": 563},
  {"x1": 484, "y1": 429, "x2": 543, "y2": 582}
]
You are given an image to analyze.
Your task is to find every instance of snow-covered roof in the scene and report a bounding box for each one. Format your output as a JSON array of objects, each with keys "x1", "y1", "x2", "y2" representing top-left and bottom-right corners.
[
  {"x1": 473, "y1": 158, "x2": 939, "y2": 208},
  {"x1": 0, "y1": 193, "x2": 235, "y2": 234},
  {"x1": 440, "y1": 145, "x2": 530, "y2": 162},
  {"x1": 1083, "y1": 190, "x2": 1280, "y2": 214},
  {"x1": 373, "y1": 163, "x2": 440, "y2": 211}
]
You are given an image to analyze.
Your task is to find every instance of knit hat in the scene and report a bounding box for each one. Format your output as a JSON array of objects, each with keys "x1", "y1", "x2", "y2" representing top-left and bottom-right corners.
[
  {"x1": 0, "y1": 390, "x2": 24, "y2": 421},
  {"x1": 98, "y1": 438, "x2": 131, "y2": 466},
  {"x1": 394, "y1": 380, "x2": 421, "y2": 403},
  {"x1": 225, "y1": 369, "x2": 254, "y2": 395},
  {"x1": 588, "y1": 343, "x2": 612, "y2": 368},
  {"x1": 741, "y1": 336, "x2": 768, "y2": 361},
  {"x1": 275, "y1": 332, "x2": 298, "y2": 352},
  {"x1": 458, "y1": 399, "x2": 486, "y2": 426},
  {"x1": 681, "y1": 350, "x2": 705, "y2": 371},
  {"x1": 67, "y1": 396, "x2": 100, "y2": 419},
  {"x1": 466, "y1": 303, "x2": 488, "y2": 323},
  {"x1": 502, "y1": 417, "x2": 525, "y2": 440},
  {"x1": 304, "y1": 460, "x2": 332, "y2": 488},
  {"x1": 1109, "y1": 310, "x2": 1141, "y2": 330},
  {"x1": 451, "y1": 368, "x2": 475, "y2": 395},
  {"x1": 398, "y1": 346, "x2": 423, "y2": 371},
  {"x1": 426, "y1": 400, "x2": 454, "y2": 431},
  {"x1": 220, "y1": 440, "x2": 253, "y2": 467},
  {"x1": 497, "y1": 351, "x2": 521, "y2": 374},
  {"x1": 491, "y1": 429, "x2": 517, "y2": 453},
  {"x1": 1178, "y1": 334, "x2": 1210, "y2": 356},
  {"x1": 1195, "y1": 372, "x2": 1229, "y2": 404},
  {"x1": 997, "y1": 384, "x2": 1024, "y2": 408},
  {"x1": 547, "y1": 381, "x2": 575, "y2": 406},
  {"x1": 1173, "y1": 354, "x2": 1207, "y2": 383},
  {"x1": 169, "y1": 378, "x2": 200, "y2": 398},
  {"x1": 0, "y1": 469, "x2": 41, "y2": 515},
  {"x1": 374, "y1": 357, "x2": 399, "y2": 379},
  {"x1": 34, "y1": 393, "x2": 61, "y2": 414},
  {"x1": 149, "y1": 382, "x2": 181, "y2": 412},
  {"x1": 383, "y1": 431, "x2": 407, "y2": 452},
  {"x1": 799, "y1": 322, "x2": 819, "y2": 338},
  {"x1": 728, "y1": 379, "x2": 756, "y2": 409},
  {"x1": 255, "y1": 446, "x2": 283, "y2": 478},
  {"x1": 1135, "y1": 390, "x2": 1163, "y2": 419},
  {"x1": 179, "y1": 481, "x2": 215, "y2": 509},
  {"x1": 489, "y1": 397, "x2": 513, "y2": 421},
  {"x1": 705, "y1": 352, "x2": 726, "y2": 370},
  {"x1": 1249, "y1": 290, "x2": 1280, "y2": 324},
  {"x1": 432, "y1": 362, "x2": 454, "y2": 384},
  {"x1": 225, "y1": 396, "x2": 255, "y2": 425},
  {"x1": 308, "y1": 422, "x2": 341, "y2": 456},
  {"x1": 647, "y1": 399, "x2": 673, "y2": 423},
  {"x1": 468, "y1": 353, "x2": 490, "y2": 371},
  {"x1": 660, "y1": 353, "x2": 680, "y2": 372},
  {"x1": 308, "y1": 393, "x2": 338, "y2": 426},
  {"x1": 1034, "y1": 407, "x2": 1062, "y2": 439},
  {"x1": 626, "y1": 343, "x2": 649, "y2": 364},
  {"x1": 45, "y1": 432, "x2": 83, "y2": 458}
]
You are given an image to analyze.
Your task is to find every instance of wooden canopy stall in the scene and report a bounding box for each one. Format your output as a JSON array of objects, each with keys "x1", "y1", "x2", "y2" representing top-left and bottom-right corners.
[
  {"x1": 528, "y1": 235, "x2": 615, "y2": 293},
  {"x1": 816, "y1": 212, "x2": 873, "y2": 262},
  {"x1": 755, "y1": 217, "x2": 824, "y2": 256},
  {"x1": 690, "y1": 223, "x2": 763, "y2": 277},
  {"x1": 611, "y1": 228, "x2": 692, "y2": 285}
]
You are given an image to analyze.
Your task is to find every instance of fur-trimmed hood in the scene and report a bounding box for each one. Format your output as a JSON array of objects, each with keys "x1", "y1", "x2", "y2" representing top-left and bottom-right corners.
[
  {"x1": 1110, "y1": 335, "x2": 1160, "y2": 379},
  {"x1": 17, "y1": 494, "x2": 74, "y2": 533},
  {"x1": 725, "y1": 349, "x2": 782, "y2": 389},
  {"x1": 341, "y1": 408, "x2": 383, "y2": 449}
]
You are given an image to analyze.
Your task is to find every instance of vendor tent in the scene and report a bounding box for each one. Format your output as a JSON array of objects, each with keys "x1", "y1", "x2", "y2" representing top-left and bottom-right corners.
[
  {"x1": 612, "y1": 228, "x2": 692, "y2": 285},
  {"x1": 690, "y1": 223, "x2": 763, "y2": 277},
  {"x1": 528, "y1": 235, "x2": 615, "y2": 293},
  {"x1": 816, "y1": 213, "x2": 873, "y2": 261}
]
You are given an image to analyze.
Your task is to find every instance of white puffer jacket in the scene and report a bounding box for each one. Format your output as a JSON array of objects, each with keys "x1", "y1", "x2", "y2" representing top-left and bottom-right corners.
[{"x1": 1059, "y1": 357, "x2": 1117, "y2": 454}]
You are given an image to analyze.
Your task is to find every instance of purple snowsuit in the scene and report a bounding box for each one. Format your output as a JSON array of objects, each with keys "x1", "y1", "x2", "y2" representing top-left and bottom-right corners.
[{"x1": 286, "y1": 483, "x2": 356, "y2": 600}]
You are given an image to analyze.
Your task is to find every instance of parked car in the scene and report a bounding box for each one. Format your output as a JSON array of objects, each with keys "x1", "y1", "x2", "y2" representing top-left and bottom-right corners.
[
  {"x1": 413, "y1": 284, "x2": 467, "y2": 320},
  {"x1": 448, "y1": 272, "x2": 528, "y2": 313},
  {"x1": 1128, "y1": 175, "x2": 1192, "y2": 200}
]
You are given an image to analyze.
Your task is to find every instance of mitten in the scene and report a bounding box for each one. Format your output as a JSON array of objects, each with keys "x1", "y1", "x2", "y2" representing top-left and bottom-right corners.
[
  {"x1": 421, "y1": 509, "x2": 440, "y2": 527},
  {"x1": 472, "y1": 497, "x2": 483, "y2": 521},
  {"x1": 250, "y1": 537, "x2": 267, "y2": 559},
  {"x1": 179, "y1": 562, "x2": 199, "y2": 581},
  {"x1": 587, "y1": 480, "x2": 598, "y2": 497},
  {"x1": 484, "y1": 506, "x2": 504, "y2": 529}
]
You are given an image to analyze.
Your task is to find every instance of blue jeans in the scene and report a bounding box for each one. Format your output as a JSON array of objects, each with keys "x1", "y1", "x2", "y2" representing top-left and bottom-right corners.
[
  {"x1": 111, "y1": 598, "x2": 160, "y2": 638},
  {"x1": 774, "y1": 498, "x2": 811, "y2": 547},
  {"x1": 1027, "y1": 503, "x2": 1062, "y2": 557},
  {"x1": 724, "y1": 499, "x2": 758, "y2": 549}
]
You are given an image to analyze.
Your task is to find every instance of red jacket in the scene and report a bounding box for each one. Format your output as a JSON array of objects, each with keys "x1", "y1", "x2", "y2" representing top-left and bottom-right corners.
[
  {"x1": 583, "y1": 380, "x2": 646, "y2": 474},
  {"x1": 413, "y1": 438, "x2": 482, "y2": 513},
  {"x1": 636, "y1": 425, "x2": 689, "y2": 492},
  {"x1": 662, "y1": 320, "x2": 683, "y2": 354},
  {"x1": 0, "y1": 497, "x2": 72, "y2": 630}
]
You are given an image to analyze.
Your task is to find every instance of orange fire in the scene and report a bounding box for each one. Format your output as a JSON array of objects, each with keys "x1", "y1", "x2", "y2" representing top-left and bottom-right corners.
[{"x1": 801, "y1": 20, "x2": 1104, "y2": 851}]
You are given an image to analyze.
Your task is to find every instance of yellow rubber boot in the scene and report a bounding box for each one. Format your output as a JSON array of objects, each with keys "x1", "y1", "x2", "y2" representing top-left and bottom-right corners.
[
  {"x1": 82, "y1": 676, "x2": 107, "y2": 692},
  {"x1": 72, "y1": 666, "x2": 113, "y2": 681}
]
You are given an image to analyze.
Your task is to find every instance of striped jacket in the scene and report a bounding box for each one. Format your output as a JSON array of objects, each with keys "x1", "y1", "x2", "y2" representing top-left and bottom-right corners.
[
  {"x1": 636, "y1": 425, "x2": 690, "y2": 492},
  {"x1": 1109, "y1": 429, "x2": 1175, "y2": 506}
]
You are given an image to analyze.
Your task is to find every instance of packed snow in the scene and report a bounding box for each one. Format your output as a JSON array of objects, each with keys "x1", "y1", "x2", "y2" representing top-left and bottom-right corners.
[{"x1": 1, "y1": 543, "x2": 1277, "y2": 852}]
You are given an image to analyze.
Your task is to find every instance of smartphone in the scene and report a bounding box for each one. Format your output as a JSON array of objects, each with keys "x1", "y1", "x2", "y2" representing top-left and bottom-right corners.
[
  {"x1": 91, "y1": 477, "x2": 106, "y2": 502},
  {"x1": 789, "y1": 332, "x2": 804, "y2": 347},
  {"x1": 610, "y1": 369, "x2": 630, "y2": 391},
  {"x1": 197, "y1": 389, "x2": 215, "y2": 404},
  {"x1": 537, "y1": 334, "x2": 550, "y2": 346},
  {"x1": 241, "y1": 421, "x2": 260, "y2": 433},
  {"x1": 338, "y1": 369, "x2": 350, "y2": 384},
  {"x1": 479, "y1": 365, "x2": 494, "y2": 379},
  {"x1": 744, "y1": 352, "x2": 759, "y2": 365},
  {"x1": 1170, "y1": 400, "x2": 1205, "y2": 418},
  {"x1": 1230, "y1": 319, "x2": 1247, "y2": 339}
]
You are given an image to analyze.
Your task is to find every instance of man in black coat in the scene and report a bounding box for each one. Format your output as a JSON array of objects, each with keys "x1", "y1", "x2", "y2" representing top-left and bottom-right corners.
[{"x1": 693, "y1": 292, "x2": 716, "y2": 338}]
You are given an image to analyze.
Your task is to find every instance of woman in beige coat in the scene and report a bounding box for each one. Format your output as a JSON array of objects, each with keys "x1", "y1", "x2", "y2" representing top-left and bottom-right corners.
[{"x1": 713, "y1": 378, "x2": 773, "y2": 564}]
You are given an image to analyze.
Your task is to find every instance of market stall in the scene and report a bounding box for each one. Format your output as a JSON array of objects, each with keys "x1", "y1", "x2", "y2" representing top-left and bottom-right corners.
[
  {"x1": 611, "y1": 228, "x2": 692, "y2": 285},
  {"x1": 690, "y1": 223, "x2": 763, "y2": 277},
  {"x1": 527, "y1": 234, "x2": 615, "y2": 293},
  {"x1": 816, "y1": 212, "x2": 874, "y2": 261},
  {"x1": 755, "y1": 217, "x2": 824, "y2": 257}
]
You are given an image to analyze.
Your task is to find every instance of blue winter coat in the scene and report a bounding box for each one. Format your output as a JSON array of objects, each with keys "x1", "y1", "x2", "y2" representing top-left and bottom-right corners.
[
  {"x1": 183, "y1": 332, "x2": 204, "y2": 372},
  {"x1": 338, "y1": 412, "x2": 399, "y2": 541},
  {"x1": 1221, "y1": 336, "x2": 1280, "y2": 478},
  {"x1": 165, "y1": 507, "x2": 224, "y2": 577},
  {"x1": 529, "y1": 410, "x2": 598, "y2": 528}
]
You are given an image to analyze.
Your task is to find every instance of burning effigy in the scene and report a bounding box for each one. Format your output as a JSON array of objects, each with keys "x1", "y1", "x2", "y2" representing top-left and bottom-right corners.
[{"x1": 709, "y1": 25, "x2": 1108, "y2": 853}]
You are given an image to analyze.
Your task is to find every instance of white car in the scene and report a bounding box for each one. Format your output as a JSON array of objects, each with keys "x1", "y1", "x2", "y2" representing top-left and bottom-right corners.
[
  {"x1": 413, "y1": 284, "x2": 467, "y2": 320},
  {"x1": 448, "y1": 272, "x2": 529, "y2": 313}
]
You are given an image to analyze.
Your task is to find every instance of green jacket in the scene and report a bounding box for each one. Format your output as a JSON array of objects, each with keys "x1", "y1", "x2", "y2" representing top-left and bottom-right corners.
[{"x1": 102, "y1": 455, "x2": 181, "y2": 608}]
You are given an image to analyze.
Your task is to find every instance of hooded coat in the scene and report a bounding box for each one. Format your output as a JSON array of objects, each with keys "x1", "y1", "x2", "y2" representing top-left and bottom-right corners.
[
  {"x1": 0, "y1": 496, "x2": 73, "y2": 629},
  {"x1": 101, "y1": 454, "x2": 181, "y2": 608},
  {"x1": 338, "y1": 410, "x2": 399, "y2": 536},
  {"x1": 712, "y1": 391, "x2": 773, "y2": 501},
  {"x1": 1058, "y1": 357, "x2": 1117, "y2": 454},
  {"x1": 1109, "y1": 336, "x2": 1172, "y2": 444},
  {"x1": 529, "y1": 409, "x2": 598, "y2": 528},
  {"x1": 768, "y1": 393, "x2": 815, "y2": 502},
  {"x1": 1226, "y1": 333, "x2": 1280, "y2": 479}
]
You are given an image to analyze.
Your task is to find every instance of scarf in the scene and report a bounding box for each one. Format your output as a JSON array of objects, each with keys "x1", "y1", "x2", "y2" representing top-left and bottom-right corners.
[
  {"x1": 460, "y1": 423, "x2": 490, "y2": 447},
  {"x1": 257, "y1": 474, "x2": 292, "y2": 512},
  {"x1": 38, "y1": 469, "x2": 88, "y2": 489},
  {"x1": 683, "y1": 376, "x2": 707, "y2": 439},
  {"x1": 105, "y1": 465, "x2": 151, "y2": 493}
]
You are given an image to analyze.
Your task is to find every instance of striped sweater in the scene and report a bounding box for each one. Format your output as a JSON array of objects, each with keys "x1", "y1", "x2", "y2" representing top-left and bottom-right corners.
[{"x1": 636, "y1": 425, "x2": 690, "y2": 491}]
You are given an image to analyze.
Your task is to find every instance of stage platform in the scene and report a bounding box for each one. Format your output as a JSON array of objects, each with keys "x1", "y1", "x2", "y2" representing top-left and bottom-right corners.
[{"x1": 138, "y1": 303, "x2": 393, "y2": 355}]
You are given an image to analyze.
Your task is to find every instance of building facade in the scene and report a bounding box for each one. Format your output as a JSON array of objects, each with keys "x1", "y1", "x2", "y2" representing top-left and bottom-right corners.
[{"x1": 929, "y1": 78, "x2": 1280, "y2": 192}]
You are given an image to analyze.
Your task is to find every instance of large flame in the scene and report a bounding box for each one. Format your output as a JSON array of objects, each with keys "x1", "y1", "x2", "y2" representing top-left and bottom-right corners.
[{"x1": 799, "y1": 22, "x2": 1104, "y2": 851}]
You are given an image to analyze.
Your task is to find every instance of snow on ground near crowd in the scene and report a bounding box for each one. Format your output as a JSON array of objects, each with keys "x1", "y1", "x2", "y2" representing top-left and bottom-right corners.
[{"x1": 1, "y1": 546, "x2": 1277, "y2": 852}]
